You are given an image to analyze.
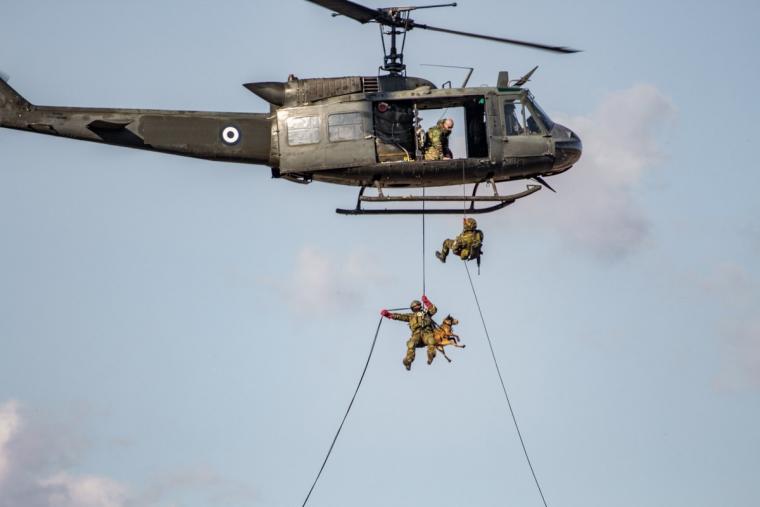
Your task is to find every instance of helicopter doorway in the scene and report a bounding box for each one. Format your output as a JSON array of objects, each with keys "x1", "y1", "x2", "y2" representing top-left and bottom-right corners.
[
  {"x1": 372, "y1": 96, "x2": 489, "y2": 163},
  {"x1": 418, "y1": 95, "x2": 488, "y2": 161}
]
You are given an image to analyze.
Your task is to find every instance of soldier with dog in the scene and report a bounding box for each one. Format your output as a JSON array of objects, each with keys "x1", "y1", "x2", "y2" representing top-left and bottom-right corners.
[{"x1": 381, "y1": 295, "x2": 439, "y2": 370}]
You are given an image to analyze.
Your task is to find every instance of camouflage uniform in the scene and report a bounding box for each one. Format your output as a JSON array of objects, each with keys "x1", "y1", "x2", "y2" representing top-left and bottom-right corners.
[
  {"x1": 423, "y1": 119, "x2": 453, "y2": 161},
  {"x1": 436, "y1": 218, "x2": 484, "y2": 262},
  {"x1": 385, "y1": 298, "x2": 439, "y2": 370}
]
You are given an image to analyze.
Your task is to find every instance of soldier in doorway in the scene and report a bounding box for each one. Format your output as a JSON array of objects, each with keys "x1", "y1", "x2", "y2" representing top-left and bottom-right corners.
[{"x1": 423, "y1": 118, "x2": 454, "y2": 160}]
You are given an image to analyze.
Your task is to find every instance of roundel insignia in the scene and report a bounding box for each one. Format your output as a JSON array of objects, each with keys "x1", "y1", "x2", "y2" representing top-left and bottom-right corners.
[{"x1": 221, "y1": 126, "x2": 241, "y2": 145}]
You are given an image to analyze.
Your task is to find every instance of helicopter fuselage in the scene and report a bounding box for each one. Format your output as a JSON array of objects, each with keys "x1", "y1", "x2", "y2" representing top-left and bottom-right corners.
[
  {"x1": 0, "y1": 73, "x2": 581, "y2": 190},
  {"x1": 269, "y1": 79, "x2": 581, "y2": 188}
]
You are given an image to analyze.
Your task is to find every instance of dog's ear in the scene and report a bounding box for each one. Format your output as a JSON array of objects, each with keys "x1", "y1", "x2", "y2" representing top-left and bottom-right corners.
[{"x1": 446, "y1": 314, "x2": 452, "y2": 320}]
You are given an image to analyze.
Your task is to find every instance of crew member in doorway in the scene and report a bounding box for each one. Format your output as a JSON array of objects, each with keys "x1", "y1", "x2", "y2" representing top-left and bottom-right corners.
[
  {"x1": 423, "y1": 118, "x2": 454, "y2": 160},
  {"x1": 381, "y1": 296, "x2": 439, "y2": 370},
  {"x1": 436, "y1": 217, "x2": 484, "y2": 264}
]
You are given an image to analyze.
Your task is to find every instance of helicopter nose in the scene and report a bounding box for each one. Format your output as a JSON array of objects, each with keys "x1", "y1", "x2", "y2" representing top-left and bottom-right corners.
[{"x1": 552, "y1": 123, "x2": 582, "y2": 172}]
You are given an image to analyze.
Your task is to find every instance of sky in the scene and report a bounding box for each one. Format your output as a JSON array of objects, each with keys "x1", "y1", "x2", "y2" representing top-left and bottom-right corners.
[{"x1": 1, "y1": 1, "x2": 759, "y2": 507}]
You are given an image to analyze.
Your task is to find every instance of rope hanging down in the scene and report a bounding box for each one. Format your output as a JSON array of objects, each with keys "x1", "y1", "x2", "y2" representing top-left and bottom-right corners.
[
  {"x1": 422, "y1": 186, "x2": 427, "y2": 295},
  {"x1": 301, "y1": 316, "x2": 384, "y2": 507},
  {"x1": 463, "y1": 262, "x2": 550, "y2": 507}
]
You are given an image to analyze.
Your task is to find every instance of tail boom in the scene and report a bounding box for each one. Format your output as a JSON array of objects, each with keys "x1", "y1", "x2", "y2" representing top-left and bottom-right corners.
[{"x1": 0, "y1": 79, "x2": 272, "y2": 165}]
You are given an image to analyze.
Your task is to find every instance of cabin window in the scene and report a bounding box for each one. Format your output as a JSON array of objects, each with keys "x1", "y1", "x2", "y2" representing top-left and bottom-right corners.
[
  {"x1": 287, "y1": 116, "x2": 321, "y2": 145},
  {"x1": 328, "y1": 112, "x2": 364, "y2": 142}
]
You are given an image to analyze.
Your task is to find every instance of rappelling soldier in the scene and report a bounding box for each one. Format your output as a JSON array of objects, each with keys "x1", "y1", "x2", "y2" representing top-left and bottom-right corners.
[
  {"x1": 381, "y1": 295, "x2": 439, "y2": 370},
  {"x1": 436, "y1": 217, "x2": 484, "y2": 264},
  {"x1": 423, "y1": 118, "x2": 454, "y2": 160}
]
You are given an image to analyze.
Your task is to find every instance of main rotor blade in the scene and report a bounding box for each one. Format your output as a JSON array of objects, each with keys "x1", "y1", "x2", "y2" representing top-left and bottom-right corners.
[
  {"x1": 304, "y1": 0, "x2": 383, "y2": 23},
  {"x1": 412, "y1": 22, "x2": 580, "y2": 53}
]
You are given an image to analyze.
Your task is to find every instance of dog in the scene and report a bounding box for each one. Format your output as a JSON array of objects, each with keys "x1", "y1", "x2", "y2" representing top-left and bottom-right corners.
[{"x1": 432, "y1": 314, "x2": 465, "y2": 363}]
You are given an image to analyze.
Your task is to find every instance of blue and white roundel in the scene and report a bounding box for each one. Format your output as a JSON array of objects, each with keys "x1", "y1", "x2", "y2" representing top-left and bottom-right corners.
[{"x1": 221, "y1": 126, "x2": 241, "y2": 145}]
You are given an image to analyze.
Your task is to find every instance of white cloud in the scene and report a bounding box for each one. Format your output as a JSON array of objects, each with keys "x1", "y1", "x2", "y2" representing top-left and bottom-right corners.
[
  {"x1": 267, "y1": 246, "x2": 394, "y2": 314},
  {"x1": 0, "y1": 401, "x2": 255, "y2": 507},
  {"x1": 523, "y1": 83, "x2": 676, "y2": 259},
  {"x1": 39, "y1": 474, "x2": 127, "y2": 507},
  {"x1": 129, "y1": 467, "x2": 256, "y2": 506},
  {"x1": 0, "y1": 400, "x2": 21, "y2": 483},
  {"x1": 0, "y1": 400, "x2": 128, "y2": 507}
]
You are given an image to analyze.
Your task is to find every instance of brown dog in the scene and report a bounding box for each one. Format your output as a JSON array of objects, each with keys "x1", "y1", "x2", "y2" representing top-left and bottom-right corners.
[{"x1": 432, "y1": 315, "x2": 465, "y2": 363}]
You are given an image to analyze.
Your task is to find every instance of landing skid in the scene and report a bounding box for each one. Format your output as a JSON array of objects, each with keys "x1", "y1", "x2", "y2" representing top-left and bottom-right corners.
[{"x1": 336, "y1": 182, "x2": 542, "y2": 215}]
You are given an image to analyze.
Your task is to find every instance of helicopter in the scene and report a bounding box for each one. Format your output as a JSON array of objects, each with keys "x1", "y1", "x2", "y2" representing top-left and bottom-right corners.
[{"x1": 0, "y1": 0, "x2": 582, "y2": 215}]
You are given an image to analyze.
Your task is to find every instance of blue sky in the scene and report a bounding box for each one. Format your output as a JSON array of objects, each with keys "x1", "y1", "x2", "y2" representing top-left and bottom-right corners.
[{"x1": 1, "y1": 1, "x2": 759, "y2": 507}]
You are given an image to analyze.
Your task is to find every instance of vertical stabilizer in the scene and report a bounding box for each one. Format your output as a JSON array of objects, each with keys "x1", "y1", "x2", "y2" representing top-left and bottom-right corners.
[{"x1": 0, "y1": 74, "x2": 31, "y2": 126}]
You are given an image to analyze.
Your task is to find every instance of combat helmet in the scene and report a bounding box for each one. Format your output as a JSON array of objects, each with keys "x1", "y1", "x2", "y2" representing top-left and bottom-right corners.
[
  {"x1": 463, "y1": 217, "x2": 477, "y2": 231},
  {"x1": 410, "y1": 300, "x2": 422, "y2": 311}
]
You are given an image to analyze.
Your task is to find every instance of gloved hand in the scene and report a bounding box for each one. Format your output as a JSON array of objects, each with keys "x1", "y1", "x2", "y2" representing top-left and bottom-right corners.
[
  {"x1": 421, "y1": 295, "x2": 432, "y2": 308},
  {"x1": 380, "y1": 309, "x2": 392, "y2": 318}
]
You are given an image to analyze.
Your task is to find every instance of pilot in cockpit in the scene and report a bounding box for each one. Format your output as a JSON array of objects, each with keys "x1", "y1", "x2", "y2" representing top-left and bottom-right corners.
[{"x1": 505, "y1": 103, "x2": 523, "y2": 135}]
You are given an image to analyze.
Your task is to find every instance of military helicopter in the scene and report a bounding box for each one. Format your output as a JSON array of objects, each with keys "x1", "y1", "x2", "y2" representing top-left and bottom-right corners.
[{"x1": 0, "y1": 0, "x2": 582, "y2": 215}]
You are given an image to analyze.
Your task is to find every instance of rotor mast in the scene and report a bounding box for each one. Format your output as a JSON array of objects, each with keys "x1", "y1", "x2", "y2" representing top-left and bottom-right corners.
[{"x1": 378, "y1": 3, "x2": 458, "y2": 75}]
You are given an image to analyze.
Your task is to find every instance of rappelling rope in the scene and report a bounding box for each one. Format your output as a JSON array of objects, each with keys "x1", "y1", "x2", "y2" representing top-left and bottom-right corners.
[
  {"x1": 462, "y1": 159, "x2": 467, "y2": 216},
  {"x1": 463, "y1": 262, "x2": 550, "y2": 507},
  {"x1": 422, "y1": 186, "x2": 427, "y2": 295},
  {"x1": 301, "y1": 316, "x2": 385, "y2": 507}
]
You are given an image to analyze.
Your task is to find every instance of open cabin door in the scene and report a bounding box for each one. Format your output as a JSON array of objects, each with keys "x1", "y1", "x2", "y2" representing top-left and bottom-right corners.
[{"x1": 277, "y1": 102, "x2": 376, "y2": 173}]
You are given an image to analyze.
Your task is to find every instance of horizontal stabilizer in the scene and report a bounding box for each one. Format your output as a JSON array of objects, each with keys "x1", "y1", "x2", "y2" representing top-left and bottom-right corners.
[
  {"x1": 87, "y1": 119, "x2": 143, "y2": 146},
  {"x1": 87, "y1": 119, "x2": 131, "y2": 130}
]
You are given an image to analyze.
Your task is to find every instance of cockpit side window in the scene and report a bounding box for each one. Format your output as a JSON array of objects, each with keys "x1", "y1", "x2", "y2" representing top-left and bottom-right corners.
[
  {"x1": 524, "y1": 106, "x2": 542, "y2": 134},
  {"x1": 526, "y1": 96, "x2": 555, "y2": 132},
  {"x1": 504, "y1": 101, "x2": 523, "y2": 135},
  {"x1": 504, "y1": 99, "x2": 547, "y2": 135}
]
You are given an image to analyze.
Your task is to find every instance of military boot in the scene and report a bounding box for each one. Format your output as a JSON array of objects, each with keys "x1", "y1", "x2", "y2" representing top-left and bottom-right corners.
[
  {"x1": 426, "y1": 346, "x2": 436, "y2": 365},
  {"x1": 435, "y1": 251, "x2": 446, "y2": 263},
  {"x1": 403, "y1": 349, "x2": 415, "y2": 371}
]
